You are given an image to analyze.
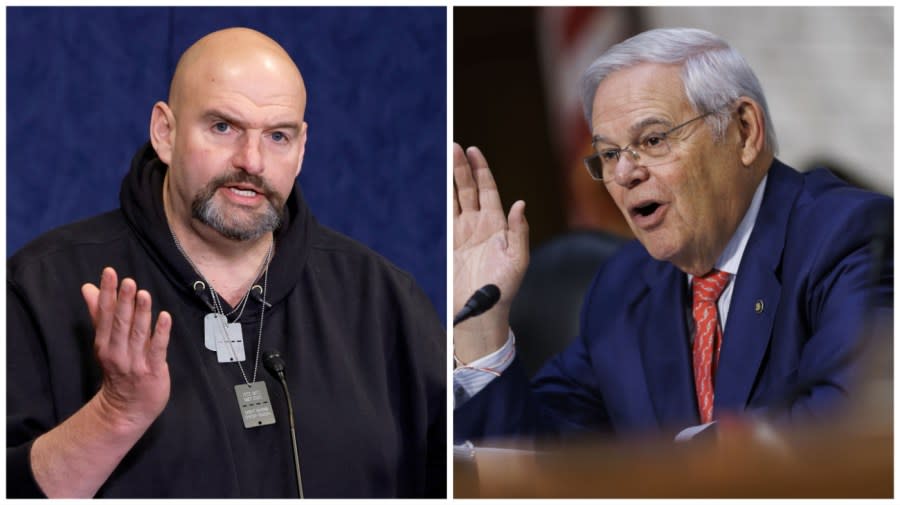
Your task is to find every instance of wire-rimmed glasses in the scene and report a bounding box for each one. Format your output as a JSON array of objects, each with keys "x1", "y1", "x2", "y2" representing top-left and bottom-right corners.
[{"x1": 583, "y1": 111, "x2": 716, "y2": 182}]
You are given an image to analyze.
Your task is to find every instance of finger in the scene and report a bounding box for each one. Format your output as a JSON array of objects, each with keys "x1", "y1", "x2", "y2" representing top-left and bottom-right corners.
[
  {"x1": 129, "y1": 289, "x2": 153, "y2": 357},
  {"x1": 453, "y1": 143, "x2": 478, "y2": 212},
  {"x1": 81, "y1": 283, "x2": 100, "y2": 328},
  {"x1": 94, "y1": 268, "x2": 119, "y2": 351},
  {"x1": 108, "y1": 277, "x2": 137, "y2": 356},
  {"x1": 508, "y1": 200, "x2": 530, "y2": 261},
  {"x1": 466, "y1": 146, "x2": 504, "y2": 213},
  {"x1": 148, "y1": 311, "x2": 172, "y2": 372},
  {"x1": 452, "y1": 145, "x2": 462, "y2": 216}
]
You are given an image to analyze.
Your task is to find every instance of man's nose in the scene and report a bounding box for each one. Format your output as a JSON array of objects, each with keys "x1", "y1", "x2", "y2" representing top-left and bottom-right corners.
[
  {"x1": 233, "y1": 132, "x2": 264, "y2": 174},
  {"x1": 612, "y1": 150, "x2": 649, "y2": 189}
]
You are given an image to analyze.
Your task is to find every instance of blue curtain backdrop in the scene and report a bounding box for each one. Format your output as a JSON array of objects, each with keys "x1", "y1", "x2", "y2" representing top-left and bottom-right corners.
[{"x1": 7, "y1": 7, "x2": 447, "y2": 321}]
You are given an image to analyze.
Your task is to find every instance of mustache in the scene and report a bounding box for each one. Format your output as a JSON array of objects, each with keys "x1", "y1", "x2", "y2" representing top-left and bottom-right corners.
[{"x1": 208, "y1": 171, "x2": 277, "y2": 198}]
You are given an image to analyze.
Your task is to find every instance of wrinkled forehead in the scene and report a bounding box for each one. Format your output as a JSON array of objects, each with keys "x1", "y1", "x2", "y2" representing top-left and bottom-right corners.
[{"x1": 590, "y1": 63, "x2": 693, "y2": 135}]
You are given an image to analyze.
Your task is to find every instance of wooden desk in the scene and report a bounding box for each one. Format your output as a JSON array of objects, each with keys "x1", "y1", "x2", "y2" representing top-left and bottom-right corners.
[{"x1": 455, "y1": 425, "x2": 892, "y2": 498}]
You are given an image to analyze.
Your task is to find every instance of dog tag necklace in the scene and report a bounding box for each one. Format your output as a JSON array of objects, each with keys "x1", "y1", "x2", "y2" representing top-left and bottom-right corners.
[
  {"x1": 230, "y1": 258, "x2": 276, "y2": 428},
  {"x1": 204, "y1": 248, "x2": 270, "y2": 364},
  {"x1": 203, "y1": 283, "x2": 252, "y2": 357},
  {"x1": 171, "y1": 230, "x2": 277, "y2": 428},
  {"x1": 171, "y1": 231, "x2": 269, "y2": 362}
]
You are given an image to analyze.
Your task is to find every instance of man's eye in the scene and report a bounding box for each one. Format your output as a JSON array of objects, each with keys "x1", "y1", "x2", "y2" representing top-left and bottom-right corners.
[
  {"x1": 600, "y1": 150, "x2": 619, "y2": 162},
  {"x1": 213, "y1": 122, "x2": 230, "y2": 133},
  {"x1": 642, "y1": 135, "x2": 664, "y2": 148},
  {"x1": 271, "y1": 131, "x2": 286, "y2": 142}
]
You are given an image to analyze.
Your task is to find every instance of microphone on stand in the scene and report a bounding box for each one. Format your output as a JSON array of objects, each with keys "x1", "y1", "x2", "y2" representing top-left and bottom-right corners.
[
  {"x1": 453, "y1": 284, "x2": 501, "y2": 326},
  {"x1": 263, "y1": 350, "x2": 305, "y2": 498}
]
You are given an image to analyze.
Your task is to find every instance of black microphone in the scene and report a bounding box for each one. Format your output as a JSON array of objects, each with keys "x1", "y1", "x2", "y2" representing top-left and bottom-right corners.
[
  {"x1": 263, "y1": 350, "x2": 305, "y2": 498},
  {"x1": 453, "y1": 284, "x2": 501, "y2": 326}
]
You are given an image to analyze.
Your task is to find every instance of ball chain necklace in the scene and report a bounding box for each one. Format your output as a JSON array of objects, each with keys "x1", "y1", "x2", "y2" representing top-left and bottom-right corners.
[{"x1": 170, "y1": 227, "x2": 278, "y2": 429}]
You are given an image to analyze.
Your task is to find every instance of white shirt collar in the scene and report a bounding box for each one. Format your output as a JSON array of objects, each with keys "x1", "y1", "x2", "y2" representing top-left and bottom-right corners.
[{"x1": 716, "y1": 174, "x2": 768, "y2": 276}]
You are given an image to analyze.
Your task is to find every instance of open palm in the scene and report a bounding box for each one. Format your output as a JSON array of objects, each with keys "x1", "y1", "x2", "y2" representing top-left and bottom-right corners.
[{"x1": 453, "y1": 144, "x2": 529, "y2": 361}]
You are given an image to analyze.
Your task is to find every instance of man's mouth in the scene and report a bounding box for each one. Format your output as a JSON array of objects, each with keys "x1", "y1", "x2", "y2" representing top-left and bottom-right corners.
[
  {"x1": 634, "y1": 202, "x2": 661, "y2": 217},
  {"x1": 223, "y1": 183, "x2": 264, "y2": 199},
  {"x1": 227, "y1": 187, "x2": 259, "y2": 197},
  {"x1": 628, "y1": 200, "x2": 667, "y2": 228}
]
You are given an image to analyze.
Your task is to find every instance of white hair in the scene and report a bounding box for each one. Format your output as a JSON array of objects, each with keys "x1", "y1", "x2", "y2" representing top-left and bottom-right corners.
[{"x1": 580, "y1": 28, "x2": 778, "y2": 154}]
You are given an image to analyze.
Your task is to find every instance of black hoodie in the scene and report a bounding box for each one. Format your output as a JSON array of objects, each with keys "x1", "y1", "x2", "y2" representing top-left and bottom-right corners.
[{"x1": 7, "y1": 143, "x2": 446, "y2": 498}]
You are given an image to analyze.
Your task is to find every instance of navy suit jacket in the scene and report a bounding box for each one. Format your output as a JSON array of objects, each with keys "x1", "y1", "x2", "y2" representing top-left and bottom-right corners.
[{"x1": 455, "y1": 160, "x2": 893, "y2": 442}]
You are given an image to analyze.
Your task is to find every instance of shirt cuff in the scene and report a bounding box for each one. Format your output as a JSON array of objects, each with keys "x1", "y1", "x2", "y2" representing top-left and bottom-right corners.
[
  {"x1": 674, "y1": 421, "x2": 717, "y2": 442},
  {"x1": 453, "y1": 330, "x2": 516, "y2": 407}
]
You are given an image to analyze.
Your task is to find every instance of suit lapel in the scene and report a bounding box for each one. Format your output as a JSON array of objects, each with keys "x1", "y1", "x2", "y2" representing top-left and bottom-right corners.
[
  {"x1": 638, "y1": 260, "x2": 699, "y2": 428},
  {"x1": 715, "y1": 259, "x2": 780, "y2": 412},
  {"x1": 715, "y1": 160, "x2": 801, "y2": 412}
]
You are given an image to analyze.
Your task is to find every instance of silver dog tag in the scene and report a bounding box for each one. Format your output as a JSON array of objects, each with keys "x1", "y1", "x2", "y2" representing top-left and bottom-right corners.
[
  {"x1": 235, "y1": 381, "x2": 276, "y2": 428},
  {"x1": 204, "y1": 313, "x2": 227, "y2": 351},
  {"x1": 215, "y1": 322, "x2": 245, "y2": 363}
]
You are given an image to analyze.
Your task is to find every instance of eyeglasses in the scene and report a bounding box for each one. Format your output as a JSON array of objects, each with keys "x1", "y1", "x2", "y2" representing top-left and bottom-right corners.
[{"x1": 583, "y1": 111, "x2": 715, "y2": 182}]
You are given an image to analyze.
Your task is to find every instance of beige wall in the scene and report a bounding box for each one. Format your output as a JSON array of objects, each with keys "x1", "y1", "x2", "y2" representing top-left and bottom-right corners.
[{"x1": 644, "y1": 6, "x2": 893, "y2": 195}]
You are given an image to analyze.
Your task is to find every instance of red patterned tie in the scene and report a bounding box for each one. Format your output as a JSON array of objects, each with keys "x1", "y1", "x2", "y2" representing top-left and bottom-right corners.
[{"x1": 691, "y1": 269, "x2": 731, "y2": 424}]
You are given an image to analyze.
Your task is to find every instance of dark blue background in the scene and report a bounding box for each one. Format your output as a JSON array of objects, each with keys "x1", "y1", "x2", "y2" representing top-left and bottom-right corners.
[{"x1": 7, "y1": 7, "x2": 447, "y2": 321}]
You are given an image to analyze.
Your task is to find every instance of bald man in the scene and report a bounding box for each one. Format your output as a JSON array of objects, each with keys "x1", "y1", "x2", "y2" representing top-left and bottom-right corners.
[{"x1": 7, "y1": 28, "x2": 445, "y2": 498}]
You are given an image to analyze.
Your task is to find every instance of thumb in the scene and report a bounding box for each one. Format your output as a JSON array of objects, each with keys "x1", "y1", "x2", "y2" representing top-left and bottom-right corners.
[{"x1": 507, "y1": 200, "x2": 530, "y2": 263}]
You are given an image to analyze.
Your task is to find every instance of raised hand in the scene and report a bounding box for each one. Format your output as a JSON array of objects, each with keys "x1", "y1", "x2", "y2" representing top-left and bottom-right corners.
[
  {"x1": 453, "y1": 144, "x2": 529, "y2": 362},
  {"x1": 81, "y1": 267, "x2": 172, "y2": 430},
  {"x1": 30, "y1": 267, "x2": 174, "y2": 497}
]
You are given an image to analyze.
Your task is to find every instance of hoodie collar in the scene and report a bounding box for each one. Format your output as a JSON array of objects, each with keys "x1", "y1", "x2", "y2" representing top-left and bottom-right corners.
[{"x1": 119, "y1": 141, "x2": 312, "y2": 313}]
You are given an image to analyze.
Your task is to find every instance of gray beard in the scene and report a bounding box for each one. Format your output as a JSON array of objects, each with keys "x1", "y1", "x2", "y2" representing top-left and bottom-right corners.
[{"x1": 190, "y1": 174, "x2": 286, "y2": 242}]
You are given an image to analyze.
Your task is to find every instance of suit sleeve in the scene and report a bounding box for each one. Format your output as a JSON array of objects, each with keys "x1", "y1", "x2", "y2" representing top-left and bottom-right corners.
[{"x1": 778, "y1": 195, "x2": 892, "y2": 423}]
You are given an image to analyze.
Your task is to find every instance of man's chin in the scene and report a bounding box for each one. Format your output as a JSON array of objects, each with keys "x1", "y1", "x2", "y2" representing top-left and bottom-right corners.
[
  {"x1": 195, "y1": 200, "x2": 281, "y2": 238},
  {"x1": 220, "y1": 221, "x2": 274, "y2": 242},
  {"x1": 193, "y1": 215, "x2": 275, "y2": 242},
  {"x1": 639, "y1": 235, "x2": 680, "y2": 264}
]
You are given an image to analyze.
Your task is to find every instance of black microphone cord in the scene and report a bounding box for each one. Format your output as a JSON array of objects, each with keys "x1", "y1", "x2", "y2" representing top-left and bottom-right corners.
[
  {"x1": 278, "y1": 372, "x2": 304, "y2": 498},
  {"x1": 263, "y1": 350, "x2": 305, "y2": 498}
]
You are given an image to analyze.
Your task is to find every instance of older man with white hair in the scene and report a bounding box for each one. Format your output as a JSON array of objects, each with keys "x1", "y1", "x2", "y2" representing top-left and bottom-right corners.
[{"x1": 453, "y1": 27, "x2": 892, "y2": 442}]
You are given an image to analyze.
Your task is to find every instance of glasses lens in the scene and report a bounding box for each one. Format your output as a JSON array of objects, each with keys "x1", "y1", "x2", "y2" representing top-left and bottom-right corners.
[
  {"x1": 583, "y1": 154, "x2": 604, "y2": 181},
  {"x1": 601, "y1": 150, "x2": 622, "y2": 178},
  {"x1": 640, "y1": 135, "x2": 670, "y2": 158}
]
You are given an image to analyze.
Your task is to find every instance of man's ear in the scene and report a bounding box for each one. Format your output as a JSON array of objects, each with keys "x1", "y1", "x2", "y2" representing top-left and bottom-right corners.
[
  {"x1": 149, "y1": 101, "x2": 176, "y2": 165},
  {"x1": 734, "y1": 97, "x2": 766, "y2": 166},
  {"x1": 295, "y1": 121, "x2": 308, "y2": 177}
]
